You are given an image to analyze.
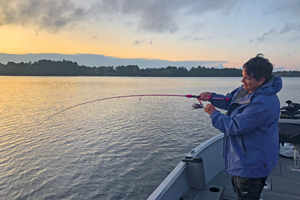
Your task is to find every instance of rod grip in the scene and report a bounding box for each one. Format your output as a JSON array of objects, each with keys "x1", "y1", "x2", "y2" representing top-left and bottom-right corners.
[{"x1": 186, "y1": 95, "x2": 201, "y2": 98}]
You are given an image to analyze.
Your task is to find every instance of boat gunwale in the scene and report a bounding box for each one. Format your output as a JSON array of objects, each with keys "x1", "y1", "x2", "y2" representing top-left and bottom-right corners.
[{"x1": 148, "y1": 133, "x2": 224, "y2": 200}]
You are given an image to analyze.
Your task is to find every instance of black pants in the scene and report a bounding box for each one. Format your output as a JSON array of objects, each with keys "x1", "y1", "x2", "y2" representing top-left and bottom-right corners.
[{"x1": 231, "y1": 176, "x2": 267, "y2": 200}]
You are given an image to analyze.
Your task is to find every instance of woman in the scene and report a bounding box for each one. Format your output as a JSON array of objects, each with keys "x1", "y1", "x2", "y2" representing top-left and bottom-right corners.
[{"x1": 199, "y1": 54, "x2": 282, "y2": 200}]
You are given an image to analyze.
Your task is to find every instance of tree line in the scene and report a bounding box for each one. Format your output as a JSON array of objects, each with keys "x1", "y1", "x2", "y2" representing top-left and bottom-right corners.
[{"x1": 0, "y1": 59, "x2": 299, "y2": 77}]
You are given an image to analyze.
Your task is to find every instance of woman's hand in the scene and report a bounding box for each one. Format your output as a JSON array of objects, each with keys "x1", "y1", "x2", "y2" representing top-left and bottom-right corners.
[
  {"x1": 198, "y1": 92, "x2": 212, "y2": 101},
  {"x1": 204, "y1": 104, "x2": 217, "y2": 115}
]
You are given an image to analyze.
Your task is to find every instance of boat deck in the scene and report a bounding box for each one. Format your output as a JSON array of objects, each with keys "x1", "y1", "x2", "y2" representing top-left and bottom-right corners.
[{"x1": 184, "y1": 155, "x2": 300, "y2": 200}]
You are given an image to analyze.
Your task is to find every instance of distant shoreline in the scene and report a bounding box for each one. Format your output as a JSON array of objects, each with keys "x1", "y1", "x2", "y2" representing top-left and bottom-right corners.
[{"x1": 1, "y1": 59, "x2": 299, "y2": 77}]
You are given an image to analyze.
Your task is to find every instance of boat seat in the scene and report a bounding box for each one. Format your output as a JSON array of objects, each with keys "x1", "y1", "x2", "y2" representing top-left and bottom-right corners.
[
  {"x1": 278, "y1": 120, "x2": 300, "y2": 171},
  {"x1": 278, "y1": 122, "x2": 300, "y2": 143}
]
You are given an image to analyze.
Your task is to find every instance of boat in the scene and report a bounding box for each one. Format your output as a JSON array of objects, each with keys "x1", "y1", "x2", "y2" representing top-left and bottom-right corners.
[{"x1": 148, "y1": 101, "x2": 300, "y2": 200}]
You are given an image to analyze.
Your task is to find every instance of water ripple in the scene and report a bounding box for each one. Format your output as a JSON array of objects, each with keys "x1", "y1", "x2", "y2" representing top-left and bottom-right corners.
[{"x1": 1, "y1": 77, "x2": 298, "y2": 199}]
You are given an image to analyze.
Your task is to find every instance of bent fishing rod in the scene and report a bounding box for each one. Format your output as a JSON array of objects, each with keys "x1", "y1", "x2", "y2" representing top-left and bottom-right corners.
[{"x1": 36, "y1": 94, "x2": 229, "y2": 128}]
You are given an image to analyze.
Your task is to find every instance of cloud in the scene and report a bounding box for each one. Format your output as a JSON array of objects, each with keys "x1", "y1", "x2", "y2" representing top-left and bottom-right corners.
[
  {"x1": 93, "y1": 0, "x2": 239, "y2": 33},
  {"x1": 280, "y1": 23, "x2": 296, "y2": 34},
  {"x1": 0, "y1": 0, "x2": 239, "y2": 33},
  {"x1": 133, "y1": 39, "x2": 146, "y2": 46},
  {"x1": 182, "y1": 35, "x2": 212, "y2": 41},
  {"x1": 133, "y1": 39, "x2": 154, "y2": 46},
  {"x1": 269, "y1": 1, "x2": 300, "y2": 18},
  {"x1": 191, "y1": 21, "x2": 205, "y2": 32},
  {"x1": 273, "y1": 67, "x2": 285, "y2": 72},
  {"x1": 252, "y1": 29, "x2": 277, "y2": 43},
  {"x1": 0, "y1": 0, "x2": 87, "y2": 32},
  {"x1": 2, "y1": 0, "x2": 300, "y2": 37},
  {"x1": 0, "y1": 53, "x2": 228, "y2": 69},
  {"x1": 287, "y1": 51, "x2": 296, "y2": 56},
  {"x1": 211, "y1": 63, "x2": 225, "y2": 69},
  {"x1": 250, "y1": 23, "x2": 300, "y2": 43}
]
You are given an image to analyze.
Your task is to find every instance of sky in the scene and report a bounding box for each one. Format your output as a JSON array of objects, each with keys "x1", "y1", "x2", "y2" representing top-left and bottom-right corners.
[{"x1": 0, "y1": 0, "x2": 299, "y2": 70}]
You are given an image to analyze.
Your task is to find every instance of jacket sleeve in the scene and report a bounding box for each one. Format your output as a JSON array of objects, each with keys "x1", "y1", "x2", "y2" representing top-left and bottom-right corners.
[
  {"x1": 209, "y1": 88, "x2": 238, "y2": 110},
  {"x1": 210, "y1": 101, "x2": 269, "y2": 136}
]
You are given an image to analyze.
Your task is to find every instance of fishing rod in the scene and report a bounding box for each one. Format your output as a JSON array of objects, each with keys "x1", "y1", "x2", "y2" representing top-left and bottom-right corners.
[{"x1": 36, "y1": 94, "x2": 229, "y2": 128}]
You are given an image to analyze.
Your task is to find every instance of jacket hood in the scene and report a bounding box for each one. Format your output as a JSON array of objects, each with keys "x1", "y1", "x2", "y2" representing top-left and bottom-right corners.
[
  {"x1": 256, "y1": 75, "x2": 282, "y2": 95},
  {"x1": 234, "y1": 75, "x2": 282, "y2": 104}
]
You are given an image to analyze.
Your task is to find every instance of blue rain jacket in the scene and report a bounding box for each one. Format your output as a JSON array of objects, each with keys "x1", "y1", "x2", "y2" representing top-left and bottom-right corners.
[{"x1": 209, "y1": 75, "x2": 282, "y2": 178}]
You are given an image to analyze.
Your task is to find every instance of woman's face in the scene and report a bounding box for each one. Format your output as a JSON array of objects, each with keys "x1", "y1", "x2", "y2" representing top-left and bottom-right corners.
[{"x1": 241, "y1": 69, "x2": 264, "y2": 93}]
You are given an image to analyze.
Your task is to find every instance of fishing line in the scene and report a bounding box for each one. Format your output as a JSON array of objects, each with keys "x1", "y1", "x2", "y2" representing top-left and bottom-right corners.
[{"x1": 36, "y1": 94, "x2": 229, "y2": 129}]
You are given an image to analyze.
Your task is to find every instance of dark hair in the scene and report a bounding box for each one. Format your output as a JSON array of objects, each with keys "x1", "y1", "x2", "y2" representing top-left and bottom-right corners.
[{"x1": 243, "y1": 53, "x2": 273, "y2": 82}]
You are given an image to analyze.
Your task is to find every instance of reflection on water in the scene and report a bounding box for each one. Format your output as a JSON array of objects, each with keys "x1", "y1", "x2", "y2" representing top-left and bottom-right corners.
[{"x1": 0, "y1": 76, "x2": 299, "y2": 199}]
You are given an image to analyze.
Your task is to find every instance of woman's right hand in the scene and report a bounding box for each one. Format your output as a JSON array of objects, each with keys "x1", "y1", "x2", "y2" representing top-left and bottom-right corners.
[{"x1": 198, "y1": 92, "x2": 212, "y2": 101}]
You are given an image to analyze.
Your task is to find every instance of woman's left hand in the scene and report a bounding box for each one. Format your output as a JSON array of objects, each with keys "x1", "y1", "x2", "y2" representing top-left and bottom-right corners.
[{"x1": 204, "y1": 104, "x2": 217, "y2": 115}]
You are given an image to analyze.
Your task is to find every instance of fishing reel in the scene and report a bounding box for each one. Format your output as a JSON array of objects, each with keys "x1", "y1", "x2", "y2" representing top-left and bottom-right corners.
[{"x1": 192, "y1": 101, "x2": 204, "y2": 109}]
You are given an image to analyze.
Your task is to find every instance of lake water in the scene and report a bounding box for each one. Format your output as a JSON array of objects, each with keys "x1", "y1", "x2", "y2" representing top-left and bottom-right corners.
[{"x1": 1, "y1": 76, "x2": 299, "y2": 200}]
